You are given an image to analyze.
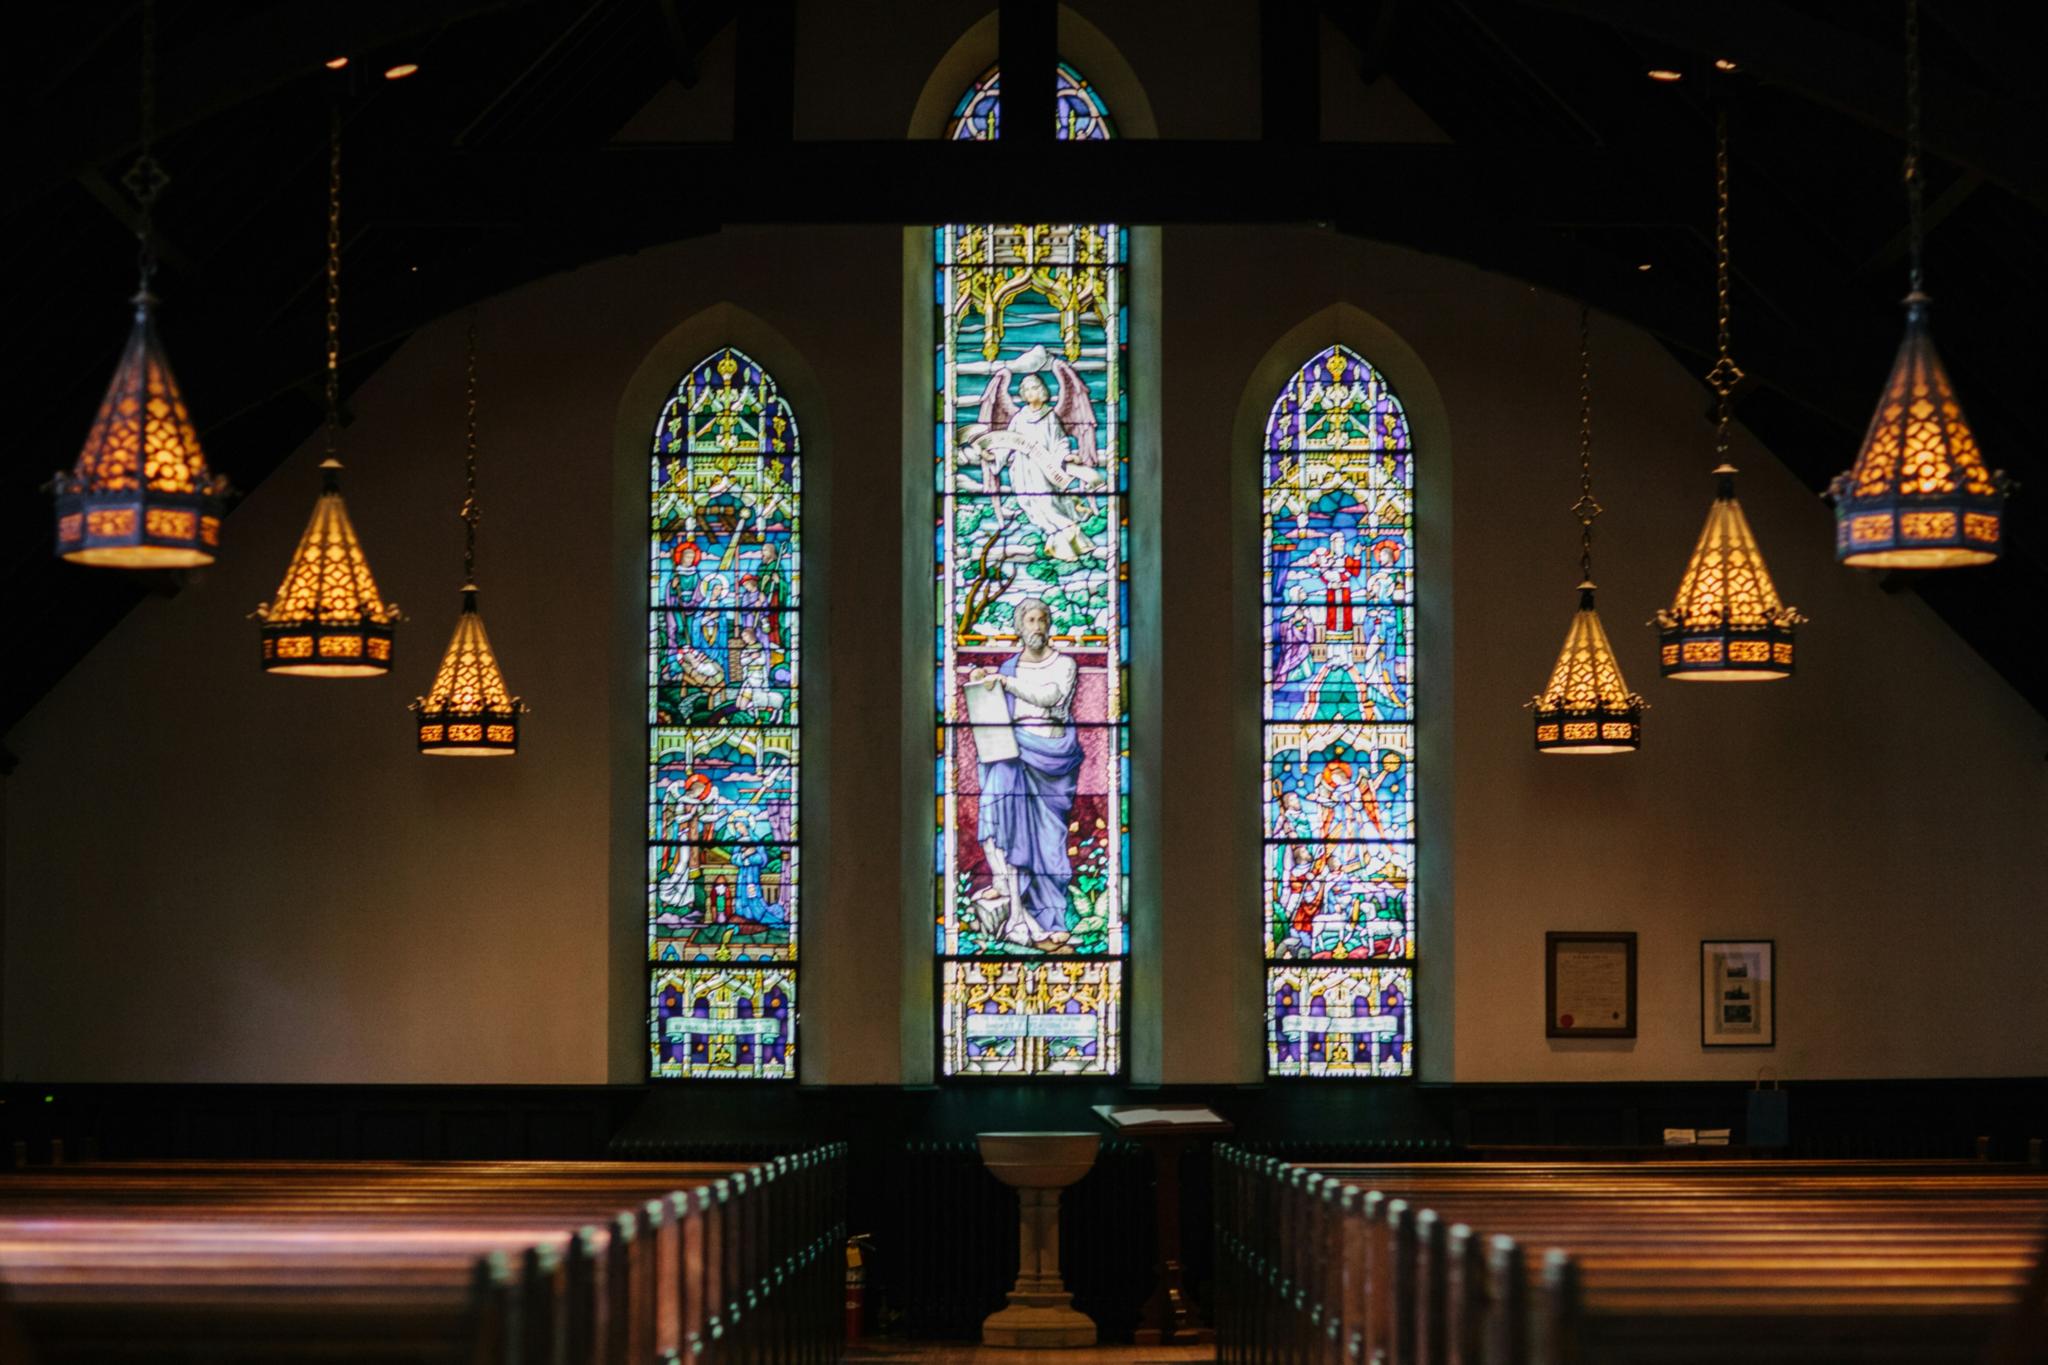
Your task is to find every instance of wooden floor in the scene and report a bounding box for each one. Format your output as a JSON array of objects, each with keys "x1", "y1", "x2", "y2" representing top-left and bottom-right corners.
[{"x1": 846, "y1": 1345, "x2": 1213, "y2": 1365}]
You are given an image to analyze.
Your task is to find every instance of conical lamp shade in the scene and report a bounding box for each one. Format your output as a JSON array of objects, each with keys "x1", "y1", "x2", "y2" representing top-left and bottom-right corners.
[
  {"x1": 413, "y1": 586, "x2": 522, "y2": 755},
  {"x1": 53, "y1": 293, "x2": 225, "y2": 567},
  {"x1": 254, "y1": 459, "x2": 399, "y2": 675},
  {"x1": 1656, "y1": 465, "x2": 1806, "y2": 680},
  {"x1": 1830, "y1": 295, "x2": 2008, "y2": 568},
  {"x1": 1530, "y1": 582, "x2": 1644, "y2": 753}
]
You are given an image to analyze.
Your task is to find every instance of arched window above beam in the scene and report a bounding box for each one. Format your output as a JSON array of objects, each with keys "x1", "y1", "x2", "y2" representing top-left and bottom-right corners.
[{"x1": 1261, "y1": 344, "x2": 1416, "y2": 1078}]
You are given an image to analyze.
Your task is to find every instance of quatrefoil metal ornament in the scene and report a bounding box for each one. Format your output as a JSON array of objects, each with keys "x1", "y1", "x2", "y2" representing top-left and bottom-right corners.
[
  {"x1": 121, "y1": 156, "x2": 171, "y2": 205},
  {"x1": 1704, "y1": 356, "x2": 1745, "y2": 397}
]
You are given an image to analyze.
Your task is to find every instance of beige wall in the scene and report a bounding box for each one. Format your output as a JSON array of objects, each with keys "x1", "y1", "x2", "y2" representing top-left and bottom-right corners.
[{"x1": 6, "y1": 3, "x2": 2044, "y2": 1086}]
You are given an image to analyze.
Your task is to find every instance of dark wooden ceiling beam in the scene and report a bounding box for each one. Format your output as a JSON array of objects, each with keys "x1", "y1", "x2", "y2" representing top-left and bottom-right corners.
[
  {"x1": 1261, "y1": 0, "x2": 1321, "y2": 142},
  {"x1": 733, "y1": 0, "x2": 795, "y2": 144},
  {"x1": 1860, "y1": 168, "x2": 1984, "y2": 273},
  {"x1": 999, "y1": 0, "x2": 1056, "y2": 145},
  {"x1": 555, "y1": 138, "x2": 1648, "y2": 225}
]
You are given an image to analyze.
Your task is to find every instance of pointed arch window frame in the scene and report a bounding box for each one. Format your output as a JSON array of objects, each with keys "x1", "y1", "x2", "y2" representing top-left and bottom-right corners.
[
  {"x1": 646, "y1": 346, "x2": 804, "y2": 1082},
  {"x1": 930, "y1": 56, "x2": 1134, "y2": 1081},
  {"x1": 1259, "y1": 343, "x2": 1418, "y2": 1079}
]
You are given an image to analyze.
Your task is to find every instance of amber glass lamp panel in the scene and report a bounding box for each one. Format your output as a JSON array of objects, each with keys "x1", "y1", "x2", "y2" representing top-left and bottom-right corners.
[
  {"x1": 1835, "y1": 304, "x2": 2005, "y2": 569},
  {"x1": 1532, "y1": 586, "x2": 1643, "y2": 754},
  {"x1": 416, "y1": 591, "x2": 520, "y2": 755},
  {"x1": 56, "y1": 299, "x2": 224, "y2": 568}
]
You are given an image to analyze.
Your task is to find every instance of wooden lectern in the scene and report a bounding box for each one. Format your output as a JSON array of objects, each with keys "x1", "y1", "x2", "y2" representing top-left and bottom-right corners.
[{"x1": 1093, "y1": 1104, "x2": 1234, "y2": 1345}]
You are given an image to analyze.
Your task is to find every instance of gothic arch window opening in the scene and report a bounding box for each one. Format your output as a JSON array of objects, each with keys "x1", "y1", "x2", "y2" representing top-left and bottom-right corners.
[
  {"x1": 648, "y1": 347, "x2": 802, "y2": 1080},
  {"x1": 935, "y1": 60, "x2": 1127, "y2": 1077},
  {"x1": 1262, "y1": 345, "x2": 1416, "y2": 1077}
]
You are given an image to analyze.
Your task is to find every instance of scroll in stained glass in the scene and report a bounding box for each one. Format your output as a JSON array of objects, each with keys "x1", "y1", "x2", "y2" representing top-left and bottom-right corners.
[
  {"x1": 649, "y1": 348, "x2": 800, "y2": 1080},
  {"x1": 936, "y1": 63, "x2": 1126, "y2": 1077},
  {"x1": 1262, "y1": 346, "x2": 1416, "y2": 1077}
]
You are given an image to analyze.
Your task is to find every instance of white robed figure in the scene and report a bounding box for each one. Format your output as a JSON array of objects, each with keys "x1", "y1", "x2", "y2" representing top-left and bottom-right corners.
[
  {"x1": 965, "y1": 599, "x2": 1083, "y2": 951},
  {"x1": 960, "y1": 345, "x2": 1104, "y2": 562}
]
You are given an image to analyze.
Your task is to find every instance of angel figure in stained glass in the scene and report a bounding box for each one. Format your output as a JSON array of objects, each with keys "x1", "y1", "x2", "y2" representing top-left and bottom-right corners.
[{"x1": 966, "y1": 346, "x2": 1105, "y2": 562}]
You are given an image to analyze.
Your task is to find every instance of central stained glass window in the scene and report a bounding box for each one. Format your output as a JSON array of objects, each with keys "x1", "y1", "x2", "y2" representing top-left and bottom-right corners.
[
  {"x1": 936, "y1": 63, "x2": 1127, "y2": 1077},
  {"x1": 648, "y1": 348, "x2": 800, "y2": 1080},
  {"x1": 1262, "y1": 345, "x2": 1416, "y2": 1077}
]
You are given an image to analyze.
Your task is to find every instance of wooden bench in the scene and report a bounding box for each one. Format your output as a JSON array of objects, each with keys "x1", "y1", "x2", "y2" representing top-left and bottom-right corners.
[
  {"x1": 1214, "y1": 1149, "x2": 2048, "y2": 1365},
  {"x1": 0, "y1": 1146, "x2": 846, "y2": 1365}
]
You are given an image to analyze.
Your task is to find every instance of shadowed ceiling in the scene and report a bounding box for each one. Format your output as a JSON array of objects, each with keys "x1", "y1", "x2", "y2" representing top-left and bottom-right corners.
[{"x1": 5, "y1": 0, "x2": 2043, "y2": 743}]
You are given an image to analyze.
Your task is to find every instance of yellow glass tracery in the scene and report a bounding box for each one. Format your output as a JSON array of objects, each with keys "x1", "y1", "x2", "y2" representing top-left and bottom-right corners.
[
  {"x1": 255, "y1": 460, "x2": 399, "y2": 676},
  {"x1": 1832, "y1": 301, "x2": 2008, "y2": 568},
  {"x1": 55, "y1": 297, "x2": 226, "y2": 567},
  {"x1": 1655, "y1": 467, "x2": 1805, "y2": 681},
  {"x1": 1530, "y1": 585, "x2": 1644, "y2": 754},
  {"x1": 412, "y1": 589, "x2": 522, "y2": 755}
]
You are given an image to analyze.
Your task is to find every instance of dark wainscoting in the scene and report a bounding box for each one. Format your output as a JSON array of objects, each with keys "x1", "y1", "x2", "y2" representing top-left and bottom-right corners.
[{"x1": 5, "y1": 1077, "x2": 2044, "y2": 1339}]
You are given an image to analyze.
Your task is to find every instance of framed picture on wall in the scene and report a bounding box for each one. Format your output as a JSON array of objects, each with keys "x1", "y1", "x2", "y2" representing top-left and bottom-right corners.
[
  {"x1": 1700, "y1": 939, "x2": 1775, "y2": 1047},
  {"x1": 1545, "y1": 931, "x2": 1637, "y2": 1038}
]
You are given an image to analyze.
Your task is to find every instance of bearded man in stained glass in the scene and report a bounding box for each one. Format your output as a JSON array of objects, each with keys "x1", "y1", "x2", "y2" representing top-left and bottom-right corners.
[{"x1": 967, "y1": 598, "x2": 1081, "y2": 951}]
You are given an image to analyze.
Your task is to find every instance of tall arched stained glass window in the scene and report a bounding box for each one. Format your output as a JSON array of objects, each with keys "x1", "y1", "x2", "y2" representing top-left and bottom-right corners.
[
  {"x1": 648, "y1": 348, "x2": 800, "y2": 1080},
  {"x1": 935, "y1": 63, "x2": 1127, "y2": 1077},
  {"x1": 1262, "y1": 346, "x2": 1415, "y2": 1077}
]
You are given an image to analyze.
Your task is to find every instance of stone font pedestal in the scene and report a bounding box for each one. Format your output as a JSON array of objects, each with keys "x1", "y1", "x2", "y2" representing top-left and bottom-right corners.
[{"x1": 976, "y1": 1131, "x2": 1100, "y2": 1348}]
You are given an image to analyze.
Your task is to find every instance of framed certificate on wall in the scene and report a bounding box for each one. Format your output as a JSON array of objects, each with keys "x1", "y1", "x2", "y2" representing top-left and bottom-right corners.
[
  {"x1": 1545, "y1": 931, "x2": 1637, "y2": 1038},
  {"x1": 1701, "y1": 939, "x2": 1775, "y2": 1047}
]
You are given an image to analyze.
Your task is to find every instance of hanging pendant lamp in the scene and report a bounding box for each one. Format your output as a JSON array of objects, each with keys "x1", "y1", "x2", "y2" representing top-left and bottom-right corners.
[
  {"x1": 1656, "y1": 109, "x2": 1806, "y2": 680},
  {"x1": 255, "y1": 105, "x2": 400, "y2": 675},
  {"x1": 413, "y1": 314, "x2": 524, "y2": 755},
  {"x1": 52, "y1": 0, "x2": 228, "y2": 569},
  {"x1": 1829, "y1": 0, "x2": 2008, "y2": 567},
  {"x1": 1530, "y1": 309, "x2": 1645, "y2": 754}
]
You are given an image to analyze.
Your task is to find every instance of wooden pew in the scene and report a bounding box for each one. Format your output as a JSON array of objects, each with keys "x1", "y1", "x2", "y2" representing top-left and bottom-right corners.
[
  {"x1": 1214, "y1": 1148, "x2": 2048, "y2": 1365},
  {"x1": 0, "y1": 1144, "x2": 847, "y2": 1365}
]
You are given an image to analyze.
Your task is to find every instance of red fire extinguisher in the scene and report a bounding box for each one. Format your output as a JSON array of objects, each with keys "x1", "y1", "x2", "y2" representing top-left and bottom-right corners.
[{"x1": 844, "y1": 1233, "x2": 873, "y2": 1342}]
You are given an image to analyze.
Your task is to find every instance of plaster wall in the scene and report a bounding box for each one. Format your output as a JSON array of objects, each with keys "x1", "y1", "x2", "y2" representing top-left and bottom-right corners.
[
  {"x1": 7, "y1": 219, "x2": 2044, "y2": 1085},
  {"x1": 5, "y1": 0, "x2": 2044, "y2": 1086}
]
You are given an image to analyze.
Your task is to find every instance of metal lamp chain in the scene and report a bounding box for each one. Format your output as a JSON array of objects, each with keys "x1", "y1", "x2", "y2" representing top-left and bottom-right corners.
[
  {"x1": 324, "y1": 105, "x2": 343, "y2": 454},
  {"x1": 1705, "y1": 108, "x2": 1744, "y2": 461},
  {"x1": 1573, "y1": 305, "x2": 1601, "y2": 582},
  {"x1": 123, "y1": 0, "x2": 168, "y2": 284},
  {"x1": 1904, "y1": 0, "x2": 1925, "y2": 293},
  {"x1": 462, "y1": 312, "x2": 480, "y2": 586}
]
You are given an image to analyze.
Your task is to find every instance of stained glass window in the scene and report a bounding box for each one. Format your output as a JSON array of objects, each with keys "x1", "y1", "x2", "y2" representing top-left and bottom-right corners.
[
  {"x1": 649, "y1": 348, "x2": 801, "y2": 1080},
  {"x1": 1262, "y1": 346, "x2": 1416, "y2": 1077},
  {"x1": 936, "y1": 63, "x2": 1126, "y2": 1077}
]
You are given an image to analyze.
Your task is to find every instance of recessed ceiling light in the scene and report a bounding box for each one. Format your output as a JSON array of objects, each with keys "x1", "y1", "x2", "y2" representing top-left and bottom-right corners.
[
  {"x1": 324, "y1": 56, "x2": 349, "y2": 71},
  {"x1": 1637, "y1": 262, "x2": 1653, "y2": 272},
  {"x1": 1714, "y1": 58, "x2": 1740, "y2": 72},
  {"x1": 384, "y1": 63, "x2": 420, "y2": 81},
  {"x1": 1647, "y1": 69, "x2": 1683, "y2": 82}
]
